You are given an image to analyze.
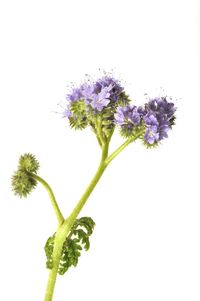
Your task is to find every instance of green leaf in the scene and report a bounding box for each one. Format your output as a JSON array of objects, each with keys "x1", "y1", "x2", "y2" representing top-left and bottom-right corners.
[
  {"x1": 44, "y1": 234, "x2": 55, "y2": 269},
  {"x1": 44, "y1": 216, "x2": 95, "y2": 275}
]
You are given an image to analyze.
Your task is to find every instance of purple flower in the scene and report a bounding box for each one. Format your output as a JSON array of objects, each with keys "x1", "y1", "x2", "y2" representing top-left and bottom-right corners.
[
  {"x1": 65, "y1": 75, "x2": 125, "y2": 118},
  {"x1": 137, "y1": 106, "x2": 147, "y2": 116},
  {"x1": 66, "y1": 88, "x2": 82, "y2": 102},
  {"x1": 159, "y1": 124, "x2": 169, "y2": 139},
  {"x1": 144, "y1": 126, "x2": 159, "y2": 144},
  {"x1": 90, "y1": 86, "x2": 111, "y2": 111},
  {"x1": 63, "y1": 107, "x2": 72, "y2": 118},
  {"x1": 114, "y1": 105, "x2": 141, "y2": 136},
  {"x1": 81, "y1": 84, "x2": 95, "y2": 104},
  {"x1": 131, "y1": 110, "x2": 141, "y2": 125},
  {"x1": 147, "y1": 97, "x2": 176, "y2": 121},
  {"x1": 114, "y1": 106, "x2": 128, "y2": 125},
  {"x1": 95, "y1": 76, "x2": 124, "y2": 102},
  {"x1": 143, "y1": 113, "x2": 159, "y2": 127},
  {"x1": 115, "y1": 105, "x2": 140, "y2": 125}
]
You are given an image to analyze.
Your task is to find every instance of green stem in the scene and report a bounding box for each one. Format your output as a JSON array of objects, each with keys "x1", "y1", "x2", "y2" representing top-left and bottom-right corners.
[
  {"x1": 44, "y1": 236, "x2": 63, "y2": 301},
  {"x1": 66, "y1": 142, "x2": 108, "y2": 223},
  {"x1": 30, "y1": 174, "x2": 64, "y2": 225},
  {"x1": 43, "y1": 131, "x2": 144, "y2": 300},
  {"x1": 44, "y1": 143, "x2": 109, "y2": 301},
  {"x1": 107, "y1": 127, "x2": 115, "y2": 143},
  {"x1": 96, "y1": 116, "x2": 106, "y2": 145}
]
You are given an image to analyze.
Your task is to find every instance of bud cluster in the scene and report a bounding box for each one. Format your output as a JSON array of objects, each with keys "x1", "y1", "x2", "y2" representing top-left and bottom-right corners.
[{"x1": 11, "y1": 153, "x2": 39, "y2": 198}]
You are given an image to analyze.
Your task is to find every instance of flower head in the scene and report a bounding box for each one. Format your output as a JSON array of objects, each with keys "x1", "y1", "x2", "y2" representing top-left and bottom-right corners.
[
  {"x1": 143, "y1": 96, "x2": 176, "y2": 145},
  {"x1": 90, "y1": 86, "x2": 111, "y2": 111},
  {"x1": 65, "y1": 75, "x2": 125, "y2": 116},
  {"x1": 63, "y1": 74, "x2": 127, "y2": 134},
  {"x1": 66, "y1": 87, "x2": 83, "y2": 102},
  {"x1": 94, "y1": 76, "x2": 124, "y2": 102},
  {"x1": 114, "y1": 105, "x2": 141, "y2": 136},
  {"x1": 115, "y1": 105, "x2": 140, "y2": 125}
]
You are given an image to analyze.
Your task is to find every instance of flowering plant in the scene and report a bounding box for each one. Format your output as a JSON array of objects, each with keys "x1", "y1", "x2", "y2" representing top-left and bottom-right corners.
[{"x1": 11, "y1": 74, "x2": 176, "y2": 301}]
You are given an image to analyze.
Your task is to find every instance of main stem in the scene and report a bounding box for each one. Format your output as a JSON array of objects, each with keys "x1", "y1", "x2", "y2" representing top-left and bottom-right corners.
[
  {"x1": 44, "y1": 131, "x2": 143, "y2": 301},
  {"x1": 44, "y1": 143, "x2": 109, "y2": 301}
]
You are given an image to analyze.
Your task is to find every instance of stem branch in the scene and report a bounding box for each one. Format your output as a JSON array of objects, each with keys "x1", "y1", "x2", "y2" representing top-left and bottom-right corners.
[
  {"x1": 30, "y1": 174, "x2": 64, "y2": 225},
  {"x1": 44, "y1": 143, "x2": 109, "y2": 301},
  {"x1": 96, "y1": 116, "x2": 106, "y2": 146}
]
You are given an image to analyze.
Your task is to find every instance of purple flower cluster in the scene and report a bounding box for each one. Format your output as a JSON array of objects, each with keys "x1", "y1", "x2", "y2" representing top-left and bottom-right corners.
[
  {"x1": 65, "y1": 76, "x2": 124, "y2": 114},
  {"x1": 64, "y1": 73, "x2": 176, "y2": 146},
  {"x1": 143, "y1": 97, "x2": 176, "y2": 144},
  {"x1": 114, "y1": 96, "x2": 176, "y2": 145}
]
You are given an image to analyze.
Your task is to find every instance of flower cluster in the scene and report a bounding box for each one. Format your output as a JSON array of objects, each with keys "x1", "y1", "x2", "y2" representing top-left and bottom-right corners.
[
  {"x1": 63, "y1": 74, "x2": 176, "y2": 146},
  {"x1": 63, "y1": 75, "x2": 130, "y2": 140},
  {"x1": 65, "y1": 76, "x2": 124, "y2": 113},
  {"x1": 114, "y1": 105, "x2": 142, "y2": 137},
  {"x1": 114, "y1": 96, "x2": 176, "y2": 145},
  {"x1": 143, "y1": 97, "x2": 176, "y2": 145}
]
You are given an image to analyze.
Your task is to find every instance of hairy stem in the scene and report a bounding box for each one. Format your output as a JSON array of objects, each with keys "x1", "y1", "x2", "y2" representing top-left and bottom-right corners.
[
  {"x1": 44, "y1": 143, "x2": 109, "y2": 301},
  {"x1": 29, "y1": 174, "x2": 64, "y2": 225},
  {"x1": 43, "y1": 131, "x2": 143, "y2": 300},
  {"x1": 96, "y1": 116, "x2": 106, "y2": 145}
]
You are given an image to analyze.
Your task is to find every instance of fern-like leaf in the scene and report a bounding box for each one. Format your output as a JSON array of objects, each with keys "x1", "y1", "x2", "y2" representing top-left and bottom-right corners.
[
  {"x1": 44, "y1": 216, "x2": 95, "y2": 275},
  {"x1": 44, "y1": 234, "x2": 55, "y2": 269}
]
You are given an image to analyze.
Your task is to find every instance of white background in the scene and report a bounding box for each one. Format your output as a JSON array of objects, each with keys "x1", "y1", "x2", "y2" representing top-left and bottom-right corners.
[{"x1": 0, "y1": 0, "x2": 199, "y2": 300}]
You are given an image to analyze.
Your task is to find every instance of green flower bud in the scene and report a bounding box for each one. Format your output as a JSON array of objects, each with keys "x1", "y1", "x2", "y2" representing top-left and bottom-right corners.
[
  {"x1": 18, "y1": 153, "x2": 39, "y2": 173},
  {"x1": 11, "y1": 170, "x2": 37, "y2": 198}
]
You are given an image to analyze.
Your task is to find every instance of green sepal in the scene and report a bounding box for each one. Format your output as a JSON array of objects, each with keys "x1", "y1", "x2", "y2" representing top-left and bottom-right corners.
[
  {"x1": 69, "y1": 100, "x2": 88, "y2": 130},
  {"x1": 141, "y1": 137, "x2": 160, "y2": 149},
  {"x1": 117, "y1": 92, "x2": 132, "y2": 106},
  {"x1": 169, "y1": 115, "x2": 176, "y2": 128},
  {"x1": 119, "y1": 123, "x2": 146, "y2": 139}
]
